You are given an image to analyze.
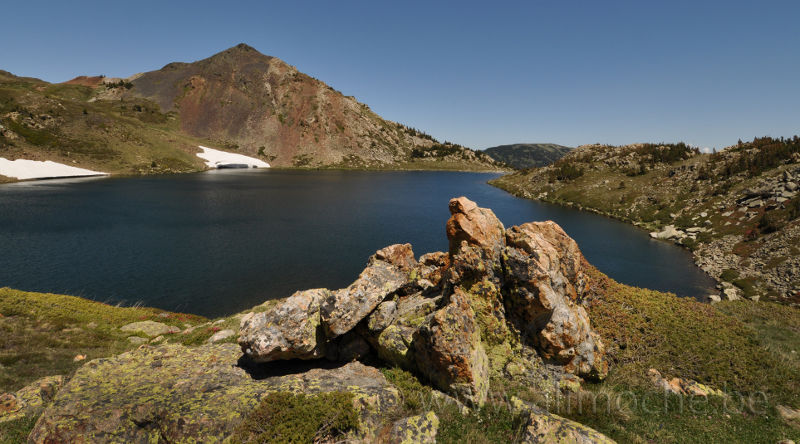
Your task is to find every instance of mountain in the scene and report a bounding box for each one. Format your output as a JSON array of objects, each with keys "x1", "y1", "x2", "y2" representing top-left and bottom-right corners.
[
  {"x1": 483, "y1": 143, "x2": 571, "y2": 169},
  {"x1": 491, "y1": 137, "x2": 800, "y2": 305},
  {"x1": 0, "y1": 45, "x2": 501, "y2": 181}
]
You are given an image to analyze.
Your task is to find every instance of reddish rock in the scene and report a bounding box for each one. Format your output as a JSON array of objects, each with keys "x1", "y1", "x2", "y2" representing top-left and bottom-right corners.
[
  {"x1": 504, "y1": 222, "x2": 607, "y2": 380},
  {"x1": 413, "y1": 288, "x2": 489, "y2": 406}
]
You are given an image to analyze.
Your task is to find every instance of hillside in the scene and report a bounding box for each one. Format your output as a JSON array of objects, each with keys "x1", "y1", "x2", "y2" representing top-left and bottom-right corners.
[
  {"x1": 2, "y1": 198, "x2": 799, "y2": 442},
  {"x1": 483, "y1": 143, "x2": 571, "y2": 169},
  {"x1": 491, "y1": 138, "x2": 800, "y2": 305},
  {"x1": 0, "y1": 45, "x2": 501, "y2": 182}
]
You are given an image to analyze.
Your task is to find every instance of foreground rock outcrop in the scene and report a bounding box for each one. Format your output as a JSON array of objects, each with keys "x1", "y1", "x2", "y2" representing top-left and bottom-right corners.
[
  {"x1": 29, "y1": 344, "x2": 399, "y2": 443},
  {"x1": 240, "y1": 197, "x2": 608, "y2": 406}
]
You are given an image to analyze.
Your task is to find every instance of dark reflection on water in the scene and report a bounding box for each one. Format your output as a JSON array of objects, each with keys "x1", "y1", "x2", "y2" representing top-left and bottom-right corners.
[{"x1": 0, "y1": 170, "x2": 715, "y2": 317}]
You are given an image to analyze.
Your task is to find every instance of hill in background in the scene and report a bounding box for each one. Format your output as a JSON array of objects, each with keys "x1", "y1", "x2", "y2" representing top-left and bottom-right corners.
[
  {"x1": 483, "y1": 143, "x2": 572, "y2": 169},
  {"x1": 0, "y1": 44, "x2": 501, "y2": 180}
]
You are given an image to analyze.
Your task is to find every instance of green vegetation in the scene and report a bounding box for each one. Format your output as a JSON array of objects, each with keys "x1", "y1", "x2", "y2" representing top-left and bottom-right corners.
[
  {"x1": 411, "y1": 142, "x2": 465, "y2": 158},
  {"x1": 569, "y1": 269, "x2": 800, "y2": 442},
  {"x1": 0, "y1": 287, "x2": 206, "y2": 392},
  {"x1": 230, "y1": 391, "x2": 358, "y2": 443},
  {"x1": 548, "y1": 159, "x2": 584, "y2": 181},
  {"x1": 483, "y1": 143, "x2": 572, "y2": 169},
  {"x1": 0, "y1": 416, "x2": 38, "y2": 444},
  {"x1": 637, "y1": 142, "x2": 698, "y2": 164},
  {"x1": 717, "y1": 136, "x2": 800, "y2": 178},
  {"x1": 381, "y1": 368, "x2": 526, "y2": 443}
]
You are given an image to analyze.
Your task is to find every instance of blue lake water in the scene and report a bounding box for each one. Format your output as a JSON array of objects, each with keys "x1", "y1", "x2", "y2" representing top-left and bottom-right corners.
[{"x1": 0, "y1": 170, "x2": 716, "y2": 317}]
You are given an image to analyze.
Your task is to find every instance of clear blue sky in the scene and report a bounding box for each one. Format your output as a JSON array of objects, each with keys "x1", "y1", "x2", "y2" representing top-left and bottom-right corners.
[{"x1": 2, "y1": 0, "x2": 798, "y2": 150}]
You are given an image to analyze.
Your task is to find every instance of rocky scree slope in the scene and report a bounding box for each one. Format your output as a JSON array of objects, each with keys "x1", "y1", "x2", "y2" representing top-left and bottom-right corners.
[
  {"x1": 491, "y1": 137, "x2": 800, "y2": 305},
  {"x1": 484, "y1": 143, "x2": 572, "y2": 169},
  {"x1": 21, "y1": 197, "x2": 613, "y2": 443}
]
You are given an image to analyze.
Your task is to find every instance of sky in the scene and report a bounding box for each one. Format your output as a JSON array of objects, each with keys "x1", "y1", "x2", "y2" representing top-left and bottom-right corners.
[{"x1": 2, "y1": 0, "x2": 798, "y2": 151}]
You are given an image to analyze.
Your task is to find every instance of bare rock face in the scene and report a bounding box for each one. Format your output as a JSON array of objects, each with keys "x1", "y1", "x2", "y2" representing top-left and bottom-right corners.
[
  {"x1": 320, "y1": 244, "x2": 416, "y2": 338},
  {"x1": 504, "y1": 222, "x2": 607, "y2": 379},
  {"x1": 238, "y1": 288, "x2": 330, "y2": 362},
  {"x1": 413, "y1": 288, "x2": 490, "y2": 406}
]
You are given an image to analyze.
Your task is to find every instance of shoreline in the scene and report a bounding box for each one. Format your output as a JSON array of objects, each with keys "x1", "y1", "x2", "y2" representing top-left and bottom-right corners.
[{"x1": 487, "y1": 175, "x2": 723, "y2": 299}]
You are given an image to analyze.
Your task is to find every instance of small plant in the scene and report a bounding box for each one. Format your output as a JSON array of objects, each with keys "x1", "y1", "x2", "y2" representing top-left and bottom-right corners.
[{"x1": 231, "y1": 391, "x2": 358, "y2": 443}]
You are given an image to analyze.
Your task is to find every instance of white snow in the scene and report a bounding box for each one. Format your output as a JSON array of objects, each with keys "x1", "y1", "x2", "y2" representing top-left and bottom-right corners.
[
  {"x1": 196, "y1": 146, "x2": 270, "y2": 169},
  {"x1": 0, "y1": 157, "x2": 108, "y2": 180}
]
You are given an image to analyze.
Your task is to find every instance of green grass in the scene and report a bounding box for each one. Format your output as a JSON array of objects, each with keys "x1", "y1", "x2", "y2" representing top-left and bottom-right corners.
[
  {"x1": 0, "y1": 415, "x2": 39, "y2": 444},
  {"x1": 564, "y1": 269, "x2": 800, "y2": 442},
  {"x1": 0, "y1": 287, "x2": 206, "y2": 392},
  {"x1": 381, "y1": 367, "x2": 526, "y2": 443}
]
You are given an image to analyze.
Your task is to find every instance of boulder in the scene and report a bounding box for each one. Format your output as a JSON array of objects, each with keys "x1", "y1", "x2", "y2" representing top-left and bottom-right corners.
[
  {"x1": 238, "y1": 288, "x2": 330, "y2": 362},
  {"x1": 0, "y1": 376, "x2": 64, "y2": 423},
  {"x1": 119, "y1": 320, "x2": 179, "y2": 337},
  {"x1": 388, "y1": 411, "x2": 439, "y2": 444},
  {"x1": 29, "y1": 344, "x2": 399, "y2": 443},
  {"x1": 413, "y1": 288, "x2": 490, "y2": 406},
  {"x1": 777, "y1": 404, "x2": 800, "y2": 429},
  {"x1": 511, "y1": 397, "x2": 616, "y2": 444},
  {"x1": 321, "y1": 244, "x2": 416, "y2": 338},
  {"x1": 649, "y1": 225, "x2": 682, "y2": 240},
  {"x1": 504, "y1": 222, "x2": 607, "y2": 380},
  {"x1": 207, "y1": 329, "x2": 235, "y2": 343},
  {"x1": 647, "y1": 368, "x2": 724, "y2": 397}
]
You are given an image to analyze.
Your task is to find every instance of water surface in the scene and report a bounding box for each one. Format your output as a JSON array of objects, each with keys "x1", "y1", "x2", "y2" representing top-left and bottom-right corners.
[{"x1": 0, "y1": 170, "x2": 715, "y2": 317}]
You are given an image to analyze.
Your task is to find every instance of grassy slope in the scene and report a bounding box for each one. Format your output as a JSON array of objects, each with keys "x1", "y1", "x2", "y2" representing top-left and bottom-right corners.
[
  {"x1": 0, "y1": 76, "x2": 211, "y2": 179},
  {"x1": 1, "y1": 268, "x2": 799, "y2": 443}
]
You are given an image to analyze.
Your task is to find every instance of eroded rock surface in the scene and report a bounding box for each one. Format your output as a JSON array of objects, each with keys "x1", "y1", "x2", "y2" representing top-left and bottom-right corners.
[{"x1": 29, "y1": 344, "x2": 398, "y2": 443}]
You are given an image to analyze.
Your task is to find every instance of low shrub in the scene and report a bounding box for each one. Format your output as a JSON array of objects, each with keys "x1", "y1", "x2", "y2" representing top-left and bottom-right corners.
[{"x1": 231, "y1": 391, "x2": 358, "y2": 443}]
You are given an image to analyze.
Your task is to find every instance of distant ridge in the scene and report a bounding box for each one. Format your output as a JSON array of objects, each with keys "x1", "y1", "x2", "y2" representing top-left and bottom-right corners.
[{"x1": 483, "y1": 143, "x2": 572, "y2": 169}]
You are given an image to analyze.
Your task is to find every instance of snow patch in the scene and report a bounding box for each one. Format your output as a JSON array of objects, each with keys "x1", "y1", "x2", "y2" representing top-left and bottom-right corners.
[
  {"x1": 196, "y1": 146, "x2": 270, "y2": 169},
  {"x1": 0, "y1": 158, "x2": 108, "y2": 180}
]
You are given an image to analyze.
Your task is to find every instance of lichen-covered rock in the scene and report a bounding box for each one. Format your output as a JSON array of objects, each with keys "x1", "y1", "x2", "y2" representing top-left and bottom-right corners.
[
  {"x1": 504, "y1": 222, "x2": 607, "y2": 380},
  {"x1": 411, "y1": 251, "x2": 449, "y2": 290},
  {"x1": 413, "y1": 288, "x2": 489, "y2": 406},
  {"x1": 321, "y1": 244, "x2": 417, "y2": 338},
  {"x1": 238, "y1": 288, "x2": 330, "y2": 362},
  {"x1": 207, "y1": 329, "x2": 235, "y2": 343},
  {"x1": 0, "y1": 375, "x2": 64, "y2": 423},
  {"x1": 29, "y1": 344, "x2": 399, "y2": 443},
  {"x1": 366, "y1": 293, "x2": 439, "y2": 368},
  {"x1": 511, "y1": 397, "x2": 616, "y2": 444},
  {"x1": 388, "y1": 411, "x2": 439, "y2": 444},
  {"x1": 119, "y1": 320, "x2": 179, "y2": 337}
]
